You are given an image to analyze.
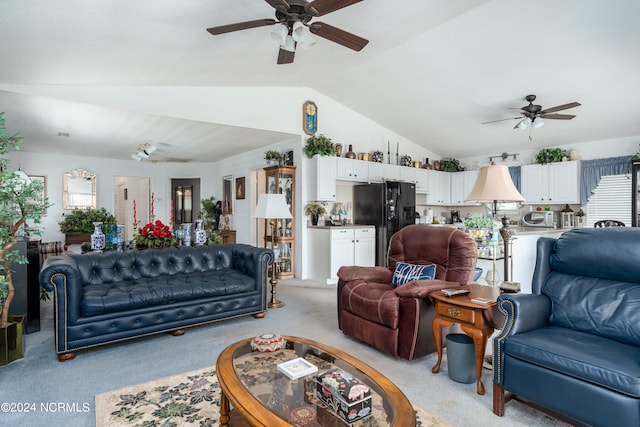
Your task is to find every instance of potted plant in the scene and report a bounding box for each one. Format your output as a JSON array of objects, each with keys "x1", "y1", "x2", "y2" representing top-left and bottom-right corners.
[
  {"x1": 303, "y1": 134, "x2": 337, "y2": 159},
  {"x1": 304, "y1": 201, "x2": 327, "y2": 226},
  {"x1": 0, "y1": 112, "x2": 49, "y2": 364},
  {"x1": 59, "y1": 208, "x2": 116, "y2": 246},
  {"x1": 198, "y1": 197, "x2": 222, "y2": 244},
  {"x1": 438, "y1": 158, "x2": 462, "y2": 172},
  {"x1": 534, "y1": 148, "x2": 569, "y2": 164},
  {"x1": 264, "y1": 150, "x2": 282, "y2": 166}
]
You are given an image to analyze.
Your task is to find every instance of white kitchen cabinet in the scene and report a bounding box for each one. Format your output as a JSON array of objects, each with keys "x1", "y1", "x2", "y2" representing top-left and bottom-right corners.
[
  {"x1": 336, "y1": 157, "x2": 369, "y2": 182},
  {"x1": 521, "y1": 161, "x2": 580, "y2": 204},
  {"x1": 368, "y1": 162, "x2": 400, "y2": 182},
  {"x1": 415, "y1": 168, "x2": 429, "y2": 193},
  {"x1": 307, "y1": 226, "x2": 375, "y2": 284},
  {"x1": 450, "y1": 170, "x2": 479, "y2": 205},
  {"x1": 306, "y1": 155, "x2": 337, "y2": 201},
  {"x1": 425, "y1": 170, "x2": 451, "y2": 205}
]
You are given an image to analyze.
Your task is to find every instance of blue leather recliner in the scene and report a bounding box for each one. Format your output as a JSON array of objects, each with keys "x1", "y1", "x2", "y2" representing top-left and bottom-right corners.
[{"x1": 493, "y1": 227, "x2": 640, "y2": 426}]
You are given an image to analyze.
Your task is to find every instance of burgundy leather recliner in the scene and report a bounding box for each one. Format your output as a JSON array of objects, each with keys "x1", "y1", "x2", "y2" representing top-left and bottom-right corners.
[{"x1": 337, "y1": 224, "x2": 477, "y2": 360}]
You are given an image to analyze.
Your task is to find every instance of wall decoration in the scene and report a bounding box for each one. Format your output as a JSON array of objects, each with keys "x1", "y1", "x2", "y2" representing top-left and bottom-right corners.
[
  {"x1": 28, "y1": 175, "x2": 47, "y2": 199},
  {"x1": 235, "y1": 177, "x2": 246, "y2": 200},
  {"x1": 303, "y1": 100, "x2": 317, "y2": 135}
]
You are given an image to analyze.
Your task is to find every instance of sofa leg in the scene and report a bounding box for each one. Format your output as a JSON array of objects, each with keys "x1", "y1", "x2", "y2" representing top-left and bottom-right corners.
[
  {"x1": 253, "y1": 312, "x2": 265, "y2": 319},
  {"x1": 493, "y1": 383, "x2": 505, "y2": 416},
  {"x1": 171, "y1": 329, "x2": 186, "y2": 336},
  {"x1": 58, "y1": 352, "x2": 76, "y2": 362}
]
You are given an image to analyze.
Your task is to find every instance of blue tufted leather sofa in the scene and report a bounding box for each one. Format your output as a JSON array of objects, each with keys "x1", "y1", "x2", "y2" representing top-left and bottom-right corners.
[
  {"x1": 40, "y1": 244, "x2": 273, "y2": 361},
  {"x1": 493, "y1": 228, "x2": 640, "y2": 426}
]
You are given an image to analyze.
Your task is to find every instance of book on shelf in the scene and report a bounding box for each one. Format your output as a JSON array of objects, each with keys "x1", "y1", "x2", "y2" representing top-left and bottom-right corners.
[{"x1": 277, "y1": 357, "x2": 318, "y2": 380}]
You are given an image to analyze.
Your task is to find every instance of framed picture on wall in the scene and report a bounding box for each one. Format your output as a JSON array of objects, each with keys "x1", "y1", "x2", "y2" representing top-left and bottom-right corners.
[
  {"x1": 303, "y1": 100, "x2": 317, "y2": 135},
  {"x1": 235, "y1": 177, "x2": 246, "y2": 200}
]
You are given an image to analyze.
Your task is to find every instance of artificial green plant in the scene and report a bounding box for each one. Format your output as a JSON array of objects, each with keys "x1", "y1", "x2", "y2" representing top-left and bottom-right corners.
[{"x1": 0, "y1": 112, "x2": 49, "y2": 328}]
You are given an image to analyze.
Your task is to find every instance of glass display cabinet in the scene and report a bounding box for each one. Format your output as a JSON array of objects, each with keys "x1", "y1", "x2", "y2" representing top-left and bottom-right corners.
[
  {"x1": 632, "y1": 160, "x2": 640, "y2": 227},
  {"x1": 264, "y1": 165, "x2": 296, "y2": 279}
]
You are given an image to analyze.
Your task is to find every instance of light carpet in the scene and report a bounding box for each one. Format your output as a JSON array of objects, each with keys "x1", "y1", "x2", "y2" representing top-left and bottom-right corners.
[{"x1": 95, "y1": 366, "x2": 453, "y2": 426}]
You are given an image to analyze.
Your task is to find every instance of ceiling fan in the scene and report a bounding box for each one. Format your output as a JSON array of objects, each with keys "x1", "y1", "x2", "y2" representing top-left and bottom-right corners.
[
  {"x1": 483, "y1": 94, "x2": 581, "y2": 130},
  {"x1": 206, "y1": 0, "x2": 369, "y2": 64}
]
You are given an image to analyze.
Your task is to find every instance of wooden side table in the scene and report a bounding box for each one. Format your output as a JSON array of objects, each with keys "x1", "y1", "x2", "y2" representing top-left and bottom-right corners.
[
  {"x1": 220, "y1": 230, "x2": 236, "y2": 244},
  {"x1": 429, "y1": 284, "x2": 501, "y2": 395}
]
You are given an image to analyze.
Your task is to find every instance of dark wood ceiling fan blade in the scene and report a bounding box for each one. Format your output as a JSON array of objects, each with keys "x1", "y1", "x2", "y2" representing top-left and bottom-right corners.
[
  {"x1": 207, "y1": 19, "x2": 276, "y2": 35},
  {"x1": 482, "y1": 117, "x2": 521, "y2": 124},
  {"x1": 540, "y1": 102, "x2": 581, "y2": 114},
  {"x1": 305, "y1": 0, "x2": 363, "y2": 16},
  {"x1": 265, "y1": 0, "x2": 290, "y2": 9},
  {"x1": 540, "y1": 113, "x2": 576, "y2": 120},
  {"x1": 309, "y1": 22, "x2": 368, "y2": 51},
  {"x1": 277, "y1": 48, "x2": 295, "y2": 64}
]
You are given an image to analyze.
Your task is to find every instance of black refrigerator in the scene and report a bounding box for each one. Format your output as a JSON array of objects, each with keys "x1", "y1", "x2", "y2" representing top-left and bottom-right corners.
[{"x1": 353, "y1": 181, "x2": 416, "y2": 266}]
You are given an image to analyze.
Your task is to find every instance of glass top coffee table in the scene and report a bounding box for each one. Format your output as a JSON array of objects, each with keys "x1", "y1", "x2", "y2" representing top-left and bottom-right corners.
[{"x1": 216, "y1": 335, "x2": 416, "y2": 427}]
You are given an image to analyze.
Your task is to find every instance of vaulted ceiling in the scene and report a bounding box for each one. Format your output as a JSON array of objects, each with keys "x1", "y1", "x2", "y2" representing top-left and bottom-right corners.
[{"x1": 1, "y1": 0, "x2": 639, "y2": 162}]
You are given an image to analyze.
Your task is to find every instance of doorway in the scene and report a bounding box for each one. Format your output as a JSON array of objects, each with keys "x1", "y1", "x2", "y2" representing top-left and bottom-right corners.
[
  {"x1": 171, "y1": 178, "x2": 201, "y2": 230},
  {"x1": 114, "y1": 176, "x2": 150, "y2": 241}
]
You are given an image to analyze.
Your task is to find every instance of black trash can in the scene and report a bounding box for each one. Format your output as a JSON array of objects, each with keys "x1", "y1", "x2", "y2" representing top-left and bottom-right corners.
[{"x1": 446, "y1": 333, "x2": 475, "y2": 384}]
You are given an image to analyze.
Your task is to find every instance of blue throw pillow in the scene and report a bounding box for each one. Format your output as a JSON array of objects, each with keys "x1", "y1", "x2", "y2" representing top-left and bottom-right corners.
[{"x1": 391, "y1": 262, "x2": 436, "y2": 286}]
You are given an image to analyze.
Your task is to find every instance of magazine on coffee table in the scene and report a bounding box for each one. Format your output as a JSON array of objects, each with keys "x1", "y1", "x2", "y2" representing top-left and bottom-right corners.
[{"x1": 277, "y1": 357, "x2": 318, "y2": 380}]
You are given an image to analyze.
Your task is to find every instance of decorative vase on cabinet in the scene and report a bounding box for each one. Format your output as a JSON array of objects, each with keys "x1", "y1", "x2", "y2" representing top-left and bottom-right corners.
[
  {"x1": 91, "y1": 222, "x2": 105, "y2": 252},
  {"x1": 264, "y1": 165, "x2": 296, "y2": 279},
  {"x1": 194, "y1": 220, "x2": 206, "y2": 245}
]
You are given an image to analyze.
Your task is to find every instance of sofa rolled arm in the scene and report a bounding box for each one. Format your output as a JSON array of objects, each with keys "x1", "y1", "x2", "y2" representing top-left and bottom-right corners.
[
  {"x1": 39, "y1": 256, "x2": 84, "y2": 323},
  {"x1": 231, "y1": 244, "x2": 273, "y2": 280},
  {"x1": 394, "y1": 279, "x2": 460, "y2": 298},
  {"x1": 493, "y1": 293, "x2": 551, "y2": 385},
  {"x1": 337, "y1": 266, "x2": 393, "y2": 283}
]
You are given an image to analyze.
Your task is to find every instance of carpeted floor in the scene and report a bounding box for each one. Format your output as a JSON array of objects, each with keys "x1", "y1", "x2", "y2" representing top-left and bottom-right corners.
[
  {"x1": 0, "y1": 279, "x2": 570, "y2": 426},
  {"x1": 95, "y1": 366, "x2": 454, "y2": 426}
]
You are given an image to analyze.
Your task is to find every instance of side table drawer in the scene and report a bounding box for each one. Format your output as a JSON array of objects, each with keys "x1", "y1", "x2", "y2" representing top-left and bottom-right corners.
[{"x1": 437, "y1": 302, "x2": 475, "y2": 324}]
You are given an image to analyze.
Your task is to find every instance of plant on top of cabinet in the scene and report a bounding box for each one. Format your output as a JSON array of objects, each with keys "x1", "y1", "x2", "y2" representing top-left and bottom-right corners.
[
  {"x1": 264, "y1": 150, "x2": 282, "y2": 166},
  {"x1": 534, "y1": 148, "x2": 569, "y2": 164},
  {"x1": 303, "y1": 134, "x2": 336, "y2": 158},
  {"x1": 438, "y1": 158, "x2": 462, "y2": 172},
  {"x1": 59, "y1": 208, "x2": 116, "y2": 233}
]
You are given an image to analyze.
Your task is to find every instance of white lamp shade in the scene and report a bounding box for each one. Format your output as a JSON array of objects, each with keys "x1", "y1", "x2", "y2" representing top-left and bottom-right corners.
[
  {"x1": 517, "y1": 117, "x2": 532, "y2": 129},
  {"x1": 144, "y1": 144, "x2": 157, "y2": 155},
  {"x1": 532, "y1": 118, "x2": 545, "y2": 129},
  {"x1": 292, "y1": 21, "x2": 309, "y2": 43},
  {"x1": 253, "y1": 193, "x2": 292, "y2": 219},
  {"x1": 465, "y1": 164, "x2": 524, "y2": 202},
  {"x1": 282, "y1": 35, "x2": 296, "y2": 53},
  {"x1": 271, "y1": 24, "x2": 288, "y2": 45}
]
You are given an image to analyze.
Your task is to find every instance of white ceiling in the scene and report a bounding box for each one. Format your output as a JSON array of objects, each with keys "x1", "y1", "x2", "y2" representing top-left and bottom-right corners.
[{"x1": 1, "y1": 0, "x2": 639, "y2": 162}]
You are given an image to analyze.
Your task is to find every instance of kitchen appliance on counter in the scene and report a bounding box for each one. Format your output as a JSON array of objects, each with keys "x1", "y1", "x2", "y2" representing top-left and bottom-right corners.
[
  {"x1": 451, "y1": 210, "x2": 461, "y2": 224},
  {"x1": 354, "y1": 181, "x2": 416, "y2": 266},
  {"x1": 521, "y1": 211, "x2": 559, "y2": 228}
]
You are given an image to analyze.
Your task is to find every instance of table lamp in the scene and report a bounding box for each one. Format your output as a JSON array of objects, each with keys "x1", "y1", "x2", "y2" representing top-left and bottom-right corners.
[
  {"x1": 253, "y1": 193, "x2": 292, "y2": 308},
  {"x1": 465, "y1": 163, "x2": 524, "y2": 285}
]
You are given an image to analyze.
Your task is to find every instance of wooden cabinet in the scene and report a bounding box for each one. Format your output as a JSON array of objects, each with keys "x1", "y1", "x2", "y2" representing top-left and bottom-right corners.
[
  {"x1": 264, "y1": 166, "x2": 296, "y2": 279},
  {"x1": 307, "y1": 226, "x2": 375, "y2": 284},
  {"x1": 521, "y1": 161, "x2": 580, "y2": 204},
  {"x1": 450, "y1": 170, "x2": 479, "y2": 205},
  {"x1": 219, "y1": 230, "x2": 236, "y2": 244},
  {"x1": 336, "y1": 157, "x2": 368, "y2": 182},
  {"x1": 306, "y1": 155, "x2": 337, "y2": 201}
]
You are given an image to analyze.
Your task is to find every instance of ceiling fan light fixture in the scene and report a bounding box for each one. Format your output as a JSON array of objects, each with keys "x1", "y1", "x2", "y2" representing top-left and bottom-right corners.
[
  {"x1": 517, "y1": 117, "x2": 532, "y2": 129},
  {"x1": 282, "y1": 35, "x2": 296, "y2": 52},
  {"x1": 532, "y1": 118, "x2": 545, "y2": 129},
  {"x1": 131, "y1": 153, "x2": 142, "y2": 162},
  {"x1": 292, "y1": 21, "x2": 310, "y2": 43},
  {"x1": 270, "y1": 24, "x2": 288, "y2": 46}
]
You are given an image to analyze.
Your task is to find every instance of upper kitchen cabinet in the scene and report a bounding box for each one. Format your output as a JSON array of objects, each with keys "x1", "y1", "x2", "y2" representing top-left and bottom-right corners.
[
  {"x1": 306, "y1": 155, "x2": 337, "y2": 201},
  {"x1": 368, "y1": 162, "x2": 401, "y2": 182},
  {"x1": 521, "y1": 160, "x2": 580, "y2": 204},
  {"x1": 336, "y1": 157, "x2": 369, "y2": 182},
  {"x1": 450, "y1": 170, "x2": 479, "y2": 205},
  {"x1": 425, "y1": 170, "x2": 451, "y2": 205}
]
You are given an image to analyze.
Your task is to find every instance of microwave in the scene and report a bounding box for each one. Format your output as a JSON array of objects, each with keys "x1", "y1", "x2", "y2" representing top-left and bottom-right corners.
[{"x1": 521, "y1": 211, "x2": 558, "y2": 227}]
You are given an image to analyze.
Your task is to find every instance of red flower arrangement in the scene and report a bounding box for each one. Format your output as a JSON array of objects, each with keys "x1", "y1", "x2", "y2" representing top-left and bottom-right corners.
[{"x1": 134, "y1": 219, "x2": 178, "y2": 248}]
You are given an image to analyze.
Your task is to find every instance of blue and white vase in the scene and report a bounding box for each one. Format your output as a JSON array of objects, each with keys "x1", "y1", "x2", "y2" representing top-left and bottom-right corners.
[
  {"x1": 181, "y1": 223, "x2": 192, "y2": 246},
  {"x1": 115, "y1": 224, "x2": 124, "y2": 251},
  {"x1": 91, "y1": 222, "x2": 105, "y2": 252},
  {"x1": 194, "y1": 220, "x2": 206, "y2": 245}
]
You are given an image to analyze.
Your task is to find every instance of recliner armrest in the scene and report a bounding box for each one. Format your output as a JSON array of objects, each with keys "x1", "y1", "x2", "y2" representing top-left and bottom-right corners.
[
  {"x1": 394, "y1": 279, "x2": 459, "y2": 298},
  {"x1": 337, "y1": 266, "x2": 393, "y2": 283},
  {"x1": 497, "y1": 293, "x2": 551, "y2": 336}
]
